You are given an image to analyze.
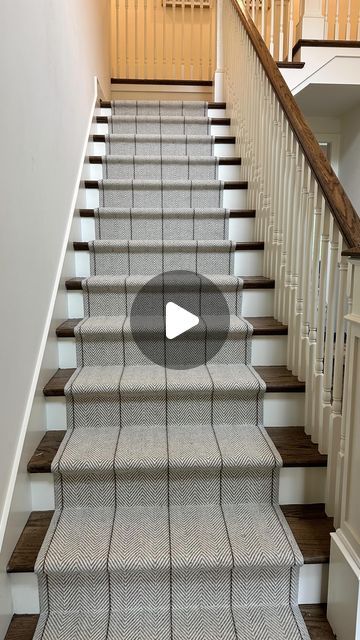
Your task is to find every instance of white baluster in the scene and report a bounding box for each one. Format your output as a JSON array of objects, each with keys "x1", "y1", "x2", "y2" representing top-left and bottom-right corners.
[
  {"x1": 153, "y1": 0, "x2": 157, "y2": 79},
  {"x1": 261, "y1": 0, "x2": 266, "y2": 39},
  {"x1": 279, "y1": 0, "x2": 285, "y2": 61},
  {"x1": 181, "y1": 0, "x2": 185, "y2": 79},
  {"x1": 335, "y1": 0, "x2": 340, "y2": 38},
  {"x1": 319, "y1": 221, "x2": 340, "y2": 452},
  {"x1": 312, "y1": 206, "x2": 330, "y2": 443},
  {"x1": 135, "y1": 0, "x2": 139, "y2": 78},
  {"x1": 214, "y1": 0, "x2": 224, "y2": 100},
  {"x1": 288, "y1": 0, "x2": 294, "y2": 61},
  {"x1": 172, "y1": 0, "x2": 176, "y2": 79},
  {"x1": 270, "y1": 0, "x2": 275, "y2": 56},
  {"x1": 190, "y1": 0, "x2": 195, "y2": 81},
  {"x1": 326, "y1": 249, "x2": 348, "y2": 519},
  {"x1": 346, "y1": 0, "x2": 352, "y2": 39},
  {"x1": 125, "y1": 0, "x2": 130, "y2": 78},
  {"x1": 324, "y1": 0, "x2": 329, "y2": 38},
  {"x1": 162, "y1": 0, "x2": 167, "y2": 77},
  {"x1": 144, "y1": 0, "x2": 148, "y2": 79},
  {"x1": 357, "y1": 5, "x2": 360, "y2": 39}
]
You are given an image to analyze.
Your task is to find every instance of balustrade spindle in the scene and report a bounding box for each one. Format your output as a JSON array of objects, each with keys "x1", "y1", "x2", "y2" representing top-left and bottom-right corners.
[
  {"x1": 312, "y1": 206, "x2": 331, "y2": 443},
  {"x1": 144, "y1": 0, "x2": 148, "y2": 79},
  {"x1": 162, "y1": 0, "x2": 167, "y2": 77},
  {"x1": 288, "y1": 0, "x2": 294, "y2": 62},
  {"x1": 270, "y1": 0, "x2": 275, "y2": 56},
  {"x1": 172, "y1": 0, "x2": 176, "y2": 79},
  {"x1": 299, "y1": 171, "x2": 315, "y2": 385},
  {"x1": 135, "y1": 0, "x2": 139, "y2": 78},
  {"x1": 346, "y1": 0, "x2": 352, "y2": 39},
  {"x1": 279, "y1": 0, "x2": 285, "y2": 61},
  {"x1": 324, "y1": 0, "x2": 329, "y2": 38},
  {"x1": 181, "y1": 0, "x2": 185, "y2": 79},
  {"x1": 190, "y1": 0, "x2": 195, "y2": 80},
  {"x1": 153, "y1": 0, "x2": 157, "y2": 79},
  {"x1": 261, "y1": 0, "x2": 266, "y2": 38},
  {"x1": 358, "y1": 5, "x2": 360, "y2": 39},
  {"x1": 319, "y1": 222, "x2": 340, "y2": 452},
  {"x1": 335, "y1": 0, "x2": 340, "y2": 38},
  {"x1": 200, "y1": 0, "x2": 204, "y2": 80}
]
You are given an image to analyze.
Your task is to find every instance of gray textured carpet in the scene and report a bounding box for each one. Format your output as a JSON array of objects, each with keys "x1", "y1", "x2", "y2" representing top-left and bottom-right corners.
[{"x1": 34, "y1": 100, "x2": 310, "y2": 639}]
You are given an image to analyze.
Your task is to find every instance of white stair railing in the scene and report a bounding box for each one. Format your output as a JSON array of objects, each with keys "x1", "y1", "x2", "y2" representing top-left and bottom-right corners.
[{"x1": 221, "y1": 0, "x2": 360, "y2": 532}]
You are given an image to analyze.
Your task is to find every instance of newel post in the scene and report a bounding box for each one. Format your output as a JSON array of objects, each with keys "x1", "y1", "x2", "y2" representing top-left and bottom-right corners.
[
  {"x1": 214, "y1": 0, "x2": 224, "y2": 102},
  {"x1": 296, "y1": 0, "x2": 325, "y2": 41},
  {"x1": 327, "y1": 256, "x2": 360, "y2": 640}
]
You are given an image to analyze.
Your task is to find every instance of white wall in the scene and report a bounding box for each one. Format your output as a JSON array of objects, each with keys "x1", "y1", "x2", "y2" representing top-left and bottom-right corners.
[
  {"x1": 0, "y1": 2, "x2": 110, "y2": 629},
  {"x1": 339, "y1": 104, "x2": 360, "y2": 215}
]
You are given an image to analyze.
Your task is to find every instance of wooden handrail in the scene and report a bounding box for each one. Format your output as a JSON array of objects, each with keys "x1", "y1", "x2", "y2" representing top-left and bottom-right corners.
[{"x1": 230, "y1": 0, "x2": 360, "y2": 251}]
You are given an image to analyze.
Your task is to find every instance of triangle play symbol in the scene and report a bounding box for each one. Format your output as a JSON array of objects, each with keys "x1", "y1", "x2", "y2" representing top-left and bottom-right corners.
[{"x1": 165, "y1": 302, "x2": 199, "y2": 340}]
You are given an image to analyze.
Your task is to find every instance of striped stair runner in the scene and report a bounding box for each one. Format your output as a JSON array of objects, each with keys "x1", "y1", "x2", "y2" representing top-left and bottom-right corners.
[{"x1": 33, "y1": 101, "x2": 310, "y2": 640}]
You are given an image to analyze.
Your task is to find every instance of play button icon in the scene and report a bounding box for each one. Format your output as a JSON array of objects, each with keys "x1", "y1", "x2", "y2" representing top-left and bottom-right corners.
[
  {"x1": 130, "y1": 270, "x2": 230, "y2": 370},
  {"x1": 165, "y1": 302, "x2": 199, "y2": 340}
]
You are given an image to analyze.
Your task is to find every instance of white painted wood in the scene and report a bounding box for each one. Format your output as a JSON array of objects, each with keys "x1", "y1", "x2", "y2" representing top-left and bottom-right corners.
[
  {"x1": 279, "y1": 467, "x2": 326, "y2": 504},
  {"x1": 241, "y1": 289, "x2": 275, "y2": 317},
  {"x1": 234, "y1": 249, "x2": 264, "y2": 276},
  {"x1": 298, "y1": 564, "x2": 329, "y2": 605},
  {"x1": 31, "y1": 463, "x2": 324, "y2": 511},
  {"x1": 46, "y1": 390, "x2": 306, "y2": 431},
  {"x1": 57, "y1": 333, "x2": 288, "y2": 369},
  {"x1": 328, "y1": 531, "x2": 360, "y2": 640},
  {"x1": 10, "y1": 560, "x2": 328, "y2": 614}
]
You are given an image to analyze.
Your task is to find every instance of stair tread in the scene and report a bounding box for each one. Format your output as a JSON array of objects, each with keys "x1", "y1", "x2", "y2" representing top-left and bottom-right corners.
[
  {"x1": 280, "y1": 504, "x2": 334, "y2": 564},
  {"x1": 66, "y1": 275, "x2": 275, "y2": 290},
  {"x1": 299, "y1": 605, "x2": 335, "y2": 639},
  {"x1": 73, "y1": 239, "x2": 264, "y2": 250},
  {"x1": 91, "y1": 134, "x2": 237, "y2": 143},
  {"x1": 28, "y1": 426, "x2": 326, "y2": 474},
  {"x1": 266, "y1": 428, "x2": 327, "y2": 467},
  {"x1": 4, "y1": 608, "x2": 335, "y2": 640},
  {"x1": 43, "y1": 366, "x2": 305, "y2": 396},
  {"x1": 96, "y1": 115, "x2": 231, "y2": 125},
  {"x1": 55, "y1": 316, "x2": 287, "y2": 338},
  {"x1": 4, "y1": 615, "x2": 39, "y2": 640},
  {"x1": 100, "y1": 101, "x2": 227, "y2": 109},
  {"x1": 78, "y1": 208, "x2": 255, "y2": 218},
  {"x1": 6, "y1": 504, "x2": 331, "y2": 574}
]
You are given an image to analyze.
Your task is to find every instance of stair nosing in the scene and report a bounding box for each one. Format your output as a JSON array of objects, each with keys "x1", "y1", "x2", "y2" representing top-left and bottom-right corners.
[
  {"x1": 91, "y1": 134, "x2": 236, "y2": 144},
  {"x1": 43, "y1": 366, "x2": 305, "y2": 397},
  {"x1": 55, "y1": 316, "x2": 288, "y2": 338},
  {"x1": 95, "y1": 116, "x2": 231, "y2": 126},
  {"x1": 27, "y1": 426, "x2": 327, "y2": 475},
  {"x1": 6, "y1": 503, "x2": 333, "y2": 574},
  {"x1": 65, "y1": 275, "x2": 275, "y2": 291},
  {"x1": 78, "y1": 208, "x2": 255, "y2": 218},
  {"x1": 73, "y1": 240, "x2": 263, "y2": 250}
]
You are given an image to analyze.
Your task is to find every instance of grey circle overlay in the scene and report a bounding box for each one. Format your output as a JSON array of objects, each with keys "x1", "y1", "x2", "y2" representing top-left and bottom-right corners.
[{"x1": 130, "y1": 270, "x2": 230, "y2": 370}]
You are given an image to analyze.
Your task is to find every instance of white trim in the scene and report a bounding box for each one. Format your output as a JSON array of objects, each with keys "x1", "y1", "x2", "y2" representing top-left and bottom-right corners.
[{"x1": 0, "y1": 77, "x2": 99, "y2": 552}]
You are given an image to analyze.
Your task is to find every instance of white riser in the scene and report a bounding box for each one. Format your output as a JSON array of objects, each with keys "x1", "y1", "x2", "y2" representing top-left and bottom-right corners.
[
  {"x1": 57, "y1": 334, "x2": 287, "y2": 369},
  {"x1": 9, "y1": 561, "x2": 328, "y2": 615},
  {"x1": 90, "y1": 123, "x2": 231, "y2": 137},
  {"x1": 30, "y1": 465, "x2": 326, "y2": 512},
  {"x1": 96, "y1": 108, "x2": 228, "y2": 118},
  {"x1": 86, "y1": 141, "x2": 237, "y2": 158},
  {"x1": 82, "y1": 186, "x2": 248, "y2": 210},
  {"x1": 80, "y1": 216, "x2": 255, "y2": 243},
  {"x1": 234, "y1": 250, "x2": 263, "y2": 277},
  {"x1": 67, "y1": 288, "x2": 274, "y2": 320},
  {"x1": 73, "y1": 247, "x2": 262, "y2": 278},
  {"x1": 82, "y1": 162, "x2": 242, "y2": 182},
  {"x1": 45, "y1": 391, "x2": 304, "y2": 431}
]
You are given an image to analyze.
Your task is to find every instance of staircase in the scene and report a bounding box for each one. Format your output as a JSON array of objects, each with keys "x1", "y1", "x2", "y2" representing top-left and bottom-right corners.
[{"x1": 4, "y1": 99, "x2": 336, "y2": 639}]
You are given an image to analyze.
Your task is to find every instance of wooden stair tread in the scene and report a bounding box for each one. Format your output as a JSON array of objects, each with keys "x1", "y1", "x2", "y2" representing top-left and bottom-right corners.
[
  {"x1": 79, "y1": 208, "x2": 256, "y2": 218},
  {"x1": 73, "y1": 239, "x2": 263, "y2": 250},
  {"x1": 27, "y1": 431, "x2": 66, "y2": 472},
  {"x1": 100, "y1": 101, "x2": 227, "y2": 109},
  {"x1": 4, "y1": 615, "x2": 39, "y2": 640},
  {"x1": 7, "y1": 504, "x2": 331, "y2": 574},
  {"x1": 88, "y1": 155, "x2": 242, "y2": 165},
  {"x1": 299, "y1": 605, "x2": 335, "y2": 639},
  {"x1": 83, "y1": 179, "x2": 249, "y2": 189},
  {"x1": 266, "y1": 427, "x2": 327, "y2": 467},
  {"x1": 96, "y1": 116, "x2": 231, "y2": 125},
  {"x1": 28, "y1": 425, "x2": 325, "y2": 474},
  {"x1": 4, "y1": 608, "x2": 335, "y2": 640},
  {"x1": 92, "y1": 134, "x2": 237, "y2": 144},
  {"x1": 65, "y1": 275, "x2": 275, "y2": 290},
  {"x1": 280, "y1": 504, "x2": 334, "y2": 564},
  {"x1": 6, "y1": 511, "x2": 53, "y2": 573},
  {"x1": 55, "y1": 316, "x2": 287, "y2": 338},
  {"x1": 43, "y1": 366, "x2": 305, "y2": 396}
]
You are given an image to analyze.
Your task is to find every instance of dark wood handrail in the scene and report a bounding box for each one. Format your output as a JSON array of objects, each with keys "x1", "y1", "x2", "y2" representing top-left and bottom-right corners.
[{"x1": 229, "y1": 0, "x2": 360, "y2": 251}]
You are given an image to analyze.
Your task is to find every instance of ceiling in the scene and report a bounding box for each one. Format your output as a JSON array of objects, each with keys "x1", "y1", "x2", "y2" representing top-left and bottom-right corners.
[{"x1": 295, "y1": 83, "x2": 360, "y2": 117}]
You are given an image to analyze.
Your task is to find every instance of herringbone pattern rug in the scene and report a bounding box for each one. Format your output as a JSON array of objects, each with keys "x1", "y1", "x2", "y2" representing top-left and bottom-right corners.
[{"x1": 34, "y1": 100, "x2": 310, "y2": 639}]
